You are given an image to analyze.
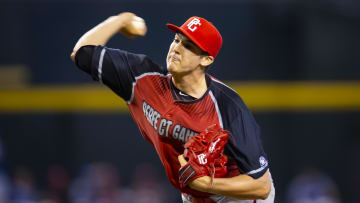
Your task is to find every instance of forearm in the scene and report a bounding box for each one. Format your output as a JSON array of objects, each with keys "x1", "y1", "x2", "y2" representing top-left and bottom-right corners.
[
  {"x1": 71, "y1": 13, "x2": 133, "y2": 61},
  {"x1": 191, "y1": 170, "x2": 271, "y2": 200}
]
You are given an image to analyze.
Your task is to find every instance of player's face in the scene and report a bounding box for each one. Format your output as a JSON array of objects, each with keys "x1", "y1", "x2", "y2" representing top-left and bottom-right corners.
[{"x1": 166, "y1": 33, "x2": 206, "y2": 75}]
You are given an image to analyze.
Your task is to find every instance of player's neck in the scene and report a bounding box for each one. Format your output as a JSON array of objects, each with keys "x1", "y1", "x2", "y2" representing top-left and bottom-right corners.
[{"x1": 171, "y1": 72, "x2": 207, "y2": 99}]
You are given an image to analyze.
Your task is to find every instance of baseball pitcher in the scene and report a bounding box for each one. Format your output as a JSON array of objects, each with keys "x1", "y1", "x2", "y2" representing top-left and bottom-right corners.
[{"x1": 70, "y1": 12, "x2": 275, "y2": 203}]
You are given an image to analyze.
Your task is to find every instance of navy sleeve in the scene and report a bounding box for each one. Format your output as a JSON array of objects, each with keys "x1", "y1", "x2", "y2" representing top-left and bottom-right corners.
[
  {"x1": 75, "y1": 46, "x2": 93, "y2": 75},
  {"x1": 75, "y1": 45, "x2": 166, "y2": 102},
  {"x1": 224, "y1": 107, "x2": 269, "y2": 179},
  {"x1": 211, "y1": 81, "x2": 269, "y2": 179}
]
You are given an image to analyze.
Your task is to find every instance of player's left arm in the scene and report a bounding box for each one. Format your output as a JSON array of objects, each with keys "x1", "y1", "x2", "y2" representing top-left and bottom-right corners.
[
  {"x1": 178, "y1": 155, "x2": 271, "y2": 200},
  {"x1": 179, "y1": 99, "x2": 273, "y2": 200}
]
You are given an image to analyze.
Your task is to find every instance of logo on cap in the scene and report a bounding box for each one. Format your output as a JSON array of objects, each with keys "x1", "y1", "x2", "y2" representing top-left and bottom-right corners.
[{"x1": 187, "y1": 18, "x2": 201, "y2": 32}]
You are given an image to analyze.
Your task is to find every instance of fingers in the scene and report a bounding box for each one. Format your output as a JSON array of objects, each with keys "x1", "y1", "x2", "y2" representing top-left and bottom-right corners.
[
  {"x1": 178, "y1": 154, "x2": 187, "y2": 167},
  {"x1": 129, "y1": 16, "x2": 147, "y2": 36},
  {"x1": 118, "y1": 13, "x2": 147, "y2": 38},
  {"x1": 119, "y1": 27, "x2": 137, "y2": 39}
]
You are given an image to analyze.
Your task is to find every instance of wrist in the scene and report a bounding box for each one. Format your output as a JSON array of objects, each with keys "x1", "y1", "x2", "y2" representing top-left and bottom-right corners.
[
  {"x1": 204, "y1": 176, "x2": 215, "y2": 193},
  {"x1": 203, "y1": 176, "x2": 213, "y2": 193},
  {"x1": 189, "y1": 176, "x2": 212, "y2": 193}
]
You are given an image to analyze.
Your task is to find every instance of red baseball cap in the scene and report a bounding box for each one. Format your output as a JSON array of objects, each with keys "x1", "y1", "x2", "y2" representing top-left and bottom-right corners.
[{"x1": 166, "y1": 16, "x2": 223, "y2": 58}]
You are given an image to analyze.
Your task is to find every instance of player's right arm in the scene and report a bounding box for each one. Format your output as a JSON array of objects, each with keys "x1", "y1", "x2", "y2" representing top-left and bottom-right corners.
[
  {"x1": 70, "y1": 13, "x2": 164, "y2": 103},
  {"x1": 70, "y1": 12, "x2": 146, "y2": 62}
]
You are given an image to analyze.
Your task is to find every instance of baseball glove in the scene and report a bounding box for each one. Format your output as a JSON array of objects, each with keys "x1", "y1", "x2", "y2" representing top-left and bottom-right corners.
[{"x1": 178, "y1": 124, "x2": 229, "y2": 188}]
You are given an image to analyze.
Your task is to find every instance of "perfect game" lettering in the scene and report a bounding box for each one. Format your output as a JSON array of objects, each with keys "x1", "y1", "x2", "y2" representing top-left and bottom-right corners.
[{"x1": 142, "y1": 101, "x2": 198, "y2": 143}]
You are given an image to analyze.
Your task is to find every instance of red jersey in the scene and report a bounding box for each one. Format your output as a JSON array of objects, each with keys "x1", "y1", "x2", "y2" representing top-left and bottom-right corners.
[{"x1": 75, "y1": 45, "x2": 269, "y2": 197}]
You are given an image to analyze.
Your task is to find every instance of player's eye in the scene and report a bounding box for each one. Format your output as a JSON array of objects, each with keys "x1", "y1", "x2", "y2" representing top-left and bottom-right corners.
[
  {"x1": 174, "y1": 38, "x2": 180, "y2": 43},
  {"x1": 184, "y1": 44, "x2": 191, "y2": 49},
  {"x1": 184, "y1": 43, "x2": 199, "y2": 53},
  {"x1": 184, "y1": 43, "x2": 192, "y2": 50}
]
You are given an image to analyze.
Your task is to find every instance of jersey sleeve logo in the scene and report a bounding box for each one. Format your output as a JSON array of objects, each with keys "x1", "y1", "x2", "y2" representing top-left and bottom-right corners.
[
  {"x1": 259, "y1": 156, "x2": 268, "y2": 167},
  {"x1": 187, "y1": 18, "x2": 202, "y2": 32}
]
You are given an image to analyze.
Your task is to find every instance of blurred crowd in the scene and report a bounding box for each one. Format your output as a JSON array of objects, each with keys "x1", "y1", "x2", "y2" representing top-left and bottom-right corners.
[
  {"x1": 286, "y1": 168, "x2": 343, "y2": 203},
  {"x1": 0, "y1": 137, "x2": 176, "y2": 203},
  {"x1": 0, "y1": 164, "x2": 345, "y2": 203},
  {"x1": 0, "y1": 162, "x2": 176, "y2": 203}
]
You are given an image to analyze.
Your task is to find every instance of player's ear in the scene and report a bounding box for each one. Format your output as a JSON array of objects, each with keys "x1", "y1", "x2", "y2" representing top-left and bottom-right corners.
[{"x1": 200, "y1": 55, "x2": 214, "y2": 67}]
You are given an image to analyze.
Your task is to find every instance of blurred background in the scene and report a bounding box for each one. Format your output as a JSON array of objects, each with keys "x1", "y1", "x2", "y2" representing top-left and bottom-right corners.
[{"x1": 1, "y1": 0, "x2": 360, "y2": 202}]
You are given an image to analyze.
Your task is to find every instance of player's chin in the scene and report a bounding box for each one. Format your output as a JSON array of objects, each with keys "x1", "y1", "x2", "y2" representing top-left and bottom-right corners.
[{"x1": 167, "y1": 64, "x2": 178, "y2": 74}]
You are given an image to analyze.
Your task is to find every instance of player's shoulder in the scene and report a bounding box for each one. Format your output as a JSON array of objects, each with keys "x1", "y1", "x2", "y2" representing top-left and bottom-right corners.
[
  {"x1": 208, "y1": 75, "x2": 260, "y2": 136},
  {"x1": 208, "y1": 75, "x2": 246, "y2": 111}
]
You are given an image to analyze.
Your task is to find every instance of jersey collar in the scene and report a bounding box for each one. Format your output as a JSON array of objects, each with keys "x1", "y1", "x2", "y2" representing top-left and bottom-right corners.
[{"x1": 168, "y1": 74, "x2": 212, "y2": 104}]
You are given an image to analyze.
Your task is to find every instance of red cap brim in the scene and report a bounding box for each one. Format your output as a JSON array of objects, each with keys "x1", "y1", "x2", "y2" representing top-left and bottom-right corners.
[{"x1": 166, "y1": 23, "x2": 208, "y2": 54}]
